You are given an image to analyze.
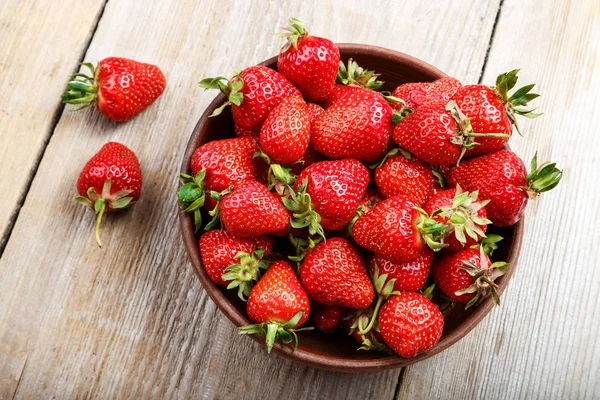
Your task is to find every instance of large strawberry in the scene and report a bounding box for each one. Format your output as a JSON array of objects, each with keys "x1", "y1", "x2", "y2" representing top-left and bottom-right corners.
[
  {"x1": 312, "y1": 87, "x2": 393, "y2": 162},
  {"x1": 390, "y1": 76, "x2": 461, "y2": 111},
  {"x1": 277, "y1": 18, "x2": 340, "y2": 103},
  {"x1": 447, "y1": 150, "x2": 562, "y2": 226},
  {"x1": 424, "y1": 186, "x2": 491, "y2": 251},
  {"x1": 432, "y1": 247, "x2": 509, "y2": 308},
  {"x1": 62, "y1": 58, "x2": 166, "y2": 122},
  {"x1": 240, "y1": 261, "x2": 311, "y2": 353},
  {"x1": 74, "y1": 142, "x2": 142, "y2": 247},
  {"x1": 352, "y1": 195, "x2": 446, "y2": 263},
  {"x1": 300, "y1": 237, "x2": 374, "y2": 309},
  {"x1": 259, "y1": 97, "x2": 310, "y2": 165},
  {"x1": 370, "y1": 249, "x2": 434, "y2": 293},
  {"x1": 374, "y1": 149, "x2": 436, "y2": 205},
  {"x1": 312, "y1": 304, "x2": 346, "y2": 334},
  {"x1": 285, "y1": 159, "x2": 370, "y2": 233},
  {"x1": 199, "y1": 230, "x2": 273, "y2": 300},
  {"x1": 200, "y1": 66, "x2": 302, "y2": 131},
  {"x1": 378, "y1": 292, "x2": 444, "y2": 358}
]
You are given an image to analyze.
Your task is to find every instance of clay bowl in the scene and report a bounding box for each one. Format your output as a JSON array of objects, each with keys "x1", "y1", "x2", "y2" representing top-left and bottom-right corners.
[{"x1": 179, "y1": 43, "x2": 524, "y2": 372}]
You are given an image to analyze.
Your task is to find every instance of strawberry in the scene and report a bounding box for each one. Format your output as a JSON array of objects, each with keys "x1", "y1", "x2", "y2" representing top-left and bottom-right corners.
[
  {"x1": 259, "y1": 97, "x2": 310, "y2": 164},
  {"x1": 352, "y1": 194, "x2": 446, "y2": 263},
  {"x1": 324, "y1": 59, "x2": 384, "y2": 108},
  {"x1": 390, "y1": 77, "x2": 461, "y2": 111},
  {"x1": 345, "y1": 308, "x2": 388, "y2": 352},
  {"x1": 374, "y1": 148, "x2": 436, "y2": 205},
  {"x1": 217, "y1": 180, "x2": 290, "y2": 237},
  {"x1": 346, "y1": 189, "x2": 384, "y2": 236},
  {"x1": 62, "y1": 58, "x2": 166, "y2": 122},
  {"x1": 447, "y1": 150, "x2": 562, "y2": 226},
  {"x1": 432, "y1": 247, "x2": 509, "y2": 308},
  {"x1": 288, "y1": 145, "x2": 324, "y2": 176},
  {"x1": 74, "y1": 142, "x2": 142, "y2": 247},
  {"x1": 370, "y1": 249, "x2": 434, "y2": 293},
  {"x1": 277, "y1": 18, "x2": 340, "y2": 103},
  {"x1": 200, "y1": 66, "x2": 302, "y2": 131},
  {"x1": 312, "y1": 304, "x2": 346, "y2": 334},
  {"x1": 305, "y1": 103, "x2": 325, "y2": 122},
  {"x1": 199, "y1": 230, "x2": 273, "y2": 300},
  {"x1": 300, "y1": 237, "x2": 374, "y2": 309},
  {"x1": 423, "y1": 186, "x2": 491, "y2": 251},
  {"x1": 240, "y1": 261, "x2": 311, "y2": 353},
  {"x1": 234, "y1": 124, "x2": 259, "y2": 138},
  {"x1": 378, "y1": 292, "x2": 444, "y2": 358},
  {"x1": 286, "y1": 159, "x2": 370, "y2": 233}
]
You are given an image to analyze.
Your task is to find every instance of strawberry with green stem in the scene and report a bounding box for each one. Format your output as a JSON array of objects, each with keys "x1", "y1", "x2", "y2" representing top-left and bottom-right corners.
[{"x1": 345, "y1": 308, "x2": 390, "y2": 352}]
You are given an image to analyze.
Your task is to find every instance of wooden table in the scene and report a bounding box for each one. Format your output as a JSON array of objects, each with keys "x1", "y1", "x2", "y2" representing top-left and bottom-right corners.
[{"x1": 0, "y1": 1, "x2": 598, "y2": 398}]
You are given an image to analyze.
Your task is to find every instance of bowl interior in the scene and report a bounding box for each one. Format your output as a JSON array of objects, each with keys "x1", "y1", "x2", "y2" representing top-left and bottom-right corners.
[{"x1": 179, "y1": 44, "x2": 523, "y2": 372}]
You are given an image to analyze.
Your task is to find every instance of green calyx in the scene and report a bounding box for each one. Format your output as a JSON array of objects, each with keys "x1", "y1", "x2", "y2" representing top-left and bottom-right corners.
[
  {"x1": 414, "y1": 206, "x2": 448, "y2": 251},
  {"x1": 61, "y1": 62, "x2": 99, "y2": 109},
  {"x1": 493, "y1": 69, "x2": 542, "y2": 135},
  {"x1": 522, "y1": 152, "x2": 563, "y2": 199},
  {"x1": 358, "y1": 264, "x2": 400, "y2": 336},
  {"x1": 345, "y1": 308, "x2": 391, "y2": 353},
  {"x1": 199, "y1": 74, "x2": 244, "y2": 117},
  {"x1": 222, "y1": 249, "x2": 268, "y2": 301},
  {"x1": 253, "y1": 150, "x2": 297, "y2": 195},
  {"x1": 337, "y1": 59, "x2": 384, "y2": 90},
  {"x1": 437, "y1": 185, "x2": 492, "y2": 246},
  {"x1": 277, "y1": 18, "x2": 308, "y2": 52},
  {"x1": 239, "y1": 310, "x2": 313, "y2": 353},
  {"x1": 281, "y1": 178, "x2": 326, "y2": 241},
  {"x1": 177, "y1": 170, "x2": 208, "y2": 232},
  {"x1": 446, "y1": 100, "x2": 510, "y2": 164},
  {"x1": 391, "y1": 107, "x2": 412, "y2": 125},
  {"x1": 288, "y1": 234, "x2": 322, "y2": 269},
  {"x1": 73, "y1": 179, "x2": 134, "y2": 248},
  {"x1": 431, "y1": 166, "x2": 447, "y2": 188},
  {"x1": 422, "y1": 283, "x2": 436, "y2": 300},
  {"x1": 369, "y1": 147, "x2": 412, "y2": 169},
  {"x1": 474, "y1": 234, "x2": 504, "y2": 256},
  {"x1": 456, "y1": 247, "x2": 510, "y2": 309}
]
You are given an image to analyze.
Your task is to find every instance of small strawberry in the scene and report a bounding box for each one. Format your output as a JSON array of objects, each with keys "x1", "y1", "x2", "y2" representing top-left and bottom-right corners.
[
  {"x1": 370, "y1": 249, "x2": 434, "y2": 293},
  {"x1": 199, "y1": 230, "x2": 273, "y2": 300},
  {"x1": 378, "y1": 292, "x2": 444, "y2": 358},
  {"x1": 259, "y1": 97, "x2": 310, "y2": 165},
  {"x1": 312, "y1": 304, "x2": 346, "y2": 334},
  {"x1": 447, "y1": 150, "x2": 562, "y2": 226},
  {"x1": 300, "y1": 237, "x2": 374, "y2": 309},
  {"x1": 277, "y1": 18, "x2": 340, "y2": 103},
  {"x1": 424, "y1": 186, "x2": 491, "y2": 251},
  {"x1": 352, "y1": 195, "x2": 446, "y2": 263},
  {"x1": 324, "y1": 59, "x2": 384, "y2": 108},
  {"x1": 345, "y1": 308, "x2": 389, "y2": 352},
  {"x1": 432, "y1": 247, "x2": 509, "y2": 308},
  {"x1": 234, "y1": 124, "x2": 259, "y2": 138},
  {"x1": 390, "y1": 77, "x2": 461, "y2": 111},
  {"x1": 62, "y1": 58, "x2": 166, "y2": 122},
  {"x1": 74, "y1": 142, "x2": 142, "y2": 247},
  {"x1": 240, "y1": 261, "x2": 311, "y2": 353},
  {"x1": 312, "y1": 86, "x2": 393, "y2": 162},
  {"x1": 200, "y1": 66, "x2": 302, "y2": 131},
  {"x1": 374, "y1": 148, "x2": 436, "y2": 205}
]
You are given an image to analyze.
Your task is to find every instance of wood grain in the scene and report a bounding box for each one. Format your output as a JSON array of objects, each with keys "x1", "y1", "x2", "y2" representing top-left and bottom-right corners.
[
  {"x1": 0, "y1": 0, "x2": 503, "y2": 398},
  {"x1": 0, "y1": 0, "x2": 107, "y2": 250},
  {"x1": 397, "y1": 0, "x2": 600, "y2": 399}
]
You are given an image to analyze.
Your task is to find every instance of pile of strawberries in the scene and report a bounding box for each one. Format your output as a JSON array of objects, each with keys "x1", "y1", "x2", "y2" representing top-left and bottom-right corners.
[{"x1": 177, "y1": 19, "x2": 562, "y2": 358}]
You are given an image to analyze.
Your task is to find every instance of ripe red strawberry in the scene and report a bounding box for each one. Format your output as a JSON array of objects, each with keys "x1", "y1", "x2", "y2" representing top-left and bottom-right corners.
[
  {"x1": 432, "y1": 247, "x2": 509, "y2": 308},
  {"x1": 62, "y1": 58, "x2": 166, "y2": 122},
  {"x1": 378, "y1": 292, "x2": 444, "y2": 358},
  {"x1": 74, "y1": 142, "x2": 142, "y2": 247},
  {"x1": 346, "y1": 188, "x2": 384, "y2": 235},
  {"x1": 312, "y1": 87, "x2": 393, "y2": 162},
  {"x1": 277, "y1": 18, "x2": 340, "y2": 103},
  {"x1": 240, "y1": 261, "x2": 311, "y2": 353},
  {"x1": 234, "y1": 124, "x2": 259, "y2": 138},
  {"x1": 370, "y1": 249, "x2": 434, "y2": 292},
  {"x1": 217, "y1": 180, "x2": 289, "y2": 237},
  {"x1": 312, "y1": 304, "x2": 346, "y2": 334},
  {"x1": 200, "y1": 66, "x2": 302, "y2": 131},
  {"x1": 259, "y1": 97, "x2": 310, "y2": 164},
  {"x1": 287, "y1": 159, "x2": 369, "y2": 232},
  {"x1": 305, "y1": 103, "x2": 325, "y2": 122},
  {"x1": 199, "y1": 230, "x2": 273, "y2": 299},
  {"x1": 300, "y1": 237, "x2": 374, "y2": 309},
  {"x1": 345, "y1": 308, "x2": 388, "y2": 351},
  {"x1": 374, "y1": 149, "x2": 436, "y2": 205},
  {"x1": 352, "y1": 195, "x2": 445, "y2": 263},
  {"x1": 323, "y1": 59, "x2": 384, "y2": 108},
  {"x1": 424, "y1": 186, "x2": 491, "y2": 251},
  {"x1": 390, "y1": 77, "x2": 461, "y2": 111},
  {"x1": 447, "y1": 150, "x2": 562, "y2": 226}
]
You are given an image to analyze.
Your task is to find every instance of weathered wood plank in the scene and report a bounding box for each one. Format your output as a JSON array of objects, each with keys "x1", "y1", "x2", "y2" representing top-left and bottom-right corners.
[
  {"x1": 0, "y1": 0, "x2": 107, "y2": 250},
  {"x1": 397, "y1": 1, "x2": 600, "y2": 399},
  {"x1": 0, "y1": 0, "x2": 500, "y2": 398}
]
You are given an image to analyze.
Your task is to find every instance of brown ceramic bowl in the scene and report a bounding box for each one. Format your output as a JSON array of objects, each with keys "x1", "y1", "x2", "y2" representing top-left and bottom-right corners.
[{"x1": 179, "y1": 44, "x2": 523, "y2": 372}]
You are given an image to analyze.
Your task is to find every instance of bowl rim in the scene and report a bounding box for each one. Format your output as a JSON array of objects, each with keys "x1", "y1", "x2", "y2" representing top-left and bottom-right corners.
[{"x1": 178, "y1": 43, "x2": 524, "y2": 372}]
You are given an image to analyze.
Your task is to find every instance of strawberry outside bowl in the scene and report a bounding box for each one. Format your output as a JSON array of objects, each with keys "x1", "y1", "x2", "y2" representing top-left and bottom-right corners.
[{"x1": 178, "y1": 43, "x2": 524, "y2": 372}]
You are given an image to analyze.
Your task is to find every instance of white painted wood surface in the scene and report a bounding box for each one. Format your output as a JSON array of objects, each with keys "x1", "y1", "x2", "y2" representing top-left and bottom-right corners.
[{"x1": 1, "y1": 0, "x2": 597, "y2": 399}]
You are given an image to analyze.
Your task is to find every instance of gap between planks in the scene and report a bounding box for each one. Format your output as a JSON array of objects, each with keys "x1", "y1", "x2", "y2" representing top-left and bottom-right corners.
[{"x1": 0, "y1": 0, "x2": 110, "y2": 259}]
